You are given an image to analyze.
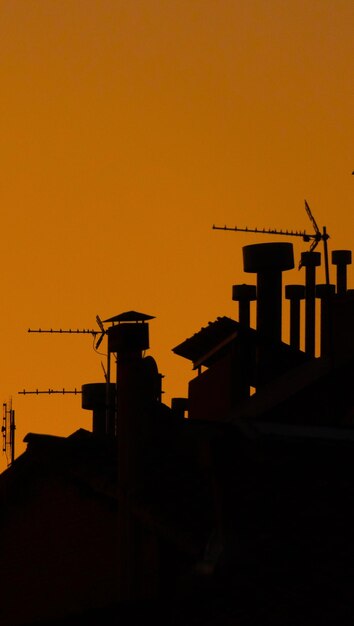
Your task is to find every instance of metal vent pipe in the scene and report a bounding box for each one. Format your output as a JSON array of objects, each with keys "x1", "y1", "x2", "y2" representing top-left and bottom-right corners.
[
  {"x1": 232, "y1": 283, "x2": 257, "y2": 327},
  {"x1": 285, "y1": 285, "x2": 305, "y2": 350},
  {"x1": 332, "y1": 250, "x2": 352, "y2": 296},
  {"x1": 301, "y1": 251, "x2": 321, "y2": 357},
  {"x1": 243, "y1": 243, "x2": 294, "y2": 343},
  {"x1": 316, "y1": 284, "x2": 336, "y2": 358}
]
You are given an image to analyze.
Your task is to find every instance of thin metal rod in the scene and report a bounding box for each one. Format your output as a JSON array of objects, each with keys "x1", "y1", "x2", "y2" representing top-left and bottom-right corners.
[
  {"x1": 323, "y1": 226, "x2": 330, "y2": 286},
  {"x1": 18, "y1": 389, "x2": 82, "y2": 395},
  {"x1": 10, "y1": 409, "x2": 15, "y2": 465},
  {"x1": 106, "y1": 350, "x2": 112, "y2": 435},
  {"x1": 28, "y1": 328, "x2": 98, "y2": 334},
  {"x1": 2, "y1": 403, "x2": 6, "y2": 453},
  {"x1": 213, "y1": 225, "x2": 308, "y2": 238}
]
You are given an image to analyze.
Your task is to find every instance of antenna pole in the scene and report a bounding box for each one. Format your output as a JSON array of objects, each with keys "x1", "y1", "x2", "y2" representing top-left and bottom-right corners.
[
  {"x1": 106, "y1": 349, "x2": 113, "y2": 435},
  {"x1": 323, "y1": 226, "x2": 330, "y2": 286},
  {"x1": 2, "y1": 401, "x2": 15, "y2": 465},
  {"x1": 2, "y1": 403, "x2": 6, "y2": 453},
  {"x1": 10, "y1": 409, "x2": 15, "y2": 465}
]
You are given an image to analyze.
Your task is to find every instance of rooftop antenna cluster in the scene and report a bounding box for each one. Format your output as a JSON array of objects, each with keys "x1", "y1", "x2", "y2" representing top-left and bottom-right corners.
[
  {"x1": 24, "y1": 314, "x2": 109, "y2": 396},
  {"x1": 28, "y1": 315, "x2": 107, "y2": 350},
  {"x1": 213, "y1": 200, "x2": 330, "y2": 284}
]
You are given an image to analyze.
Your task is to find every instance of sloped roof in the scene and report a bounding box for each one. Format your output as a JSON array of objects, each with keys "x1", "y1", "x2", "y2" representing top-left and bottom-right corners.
[{"x1": 172, "y1": 317, "x2": 244, "y2": 366}]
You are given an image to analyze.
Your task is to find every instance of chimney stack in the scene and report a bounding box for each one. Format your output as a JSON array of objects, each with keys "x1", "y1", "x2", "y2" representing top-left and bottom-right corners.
[
  {"x1": 232, "y1": 283, "x2": 257, "y2": 327},
  {"x1": 315, "y1": 284, "x2": 336, "y2": 358},
  {"x1": 285, "y1": 285, "x2": 305, "y2": 350},
  {"x1": 81, "y1": 383, "x2": 115, "y2": 436},
  {"x1": 243, "y1": 243, "x2": 294, "y2": 343},
  {"x1": 300, "y1": 251, "x2": 321, "y2": 357},
  {"x1": 332, "y1": 250, "x2": 352, "y2": 296},
  {"x1": 104, "y1": 310, "x2": 155, "y2": 600}
]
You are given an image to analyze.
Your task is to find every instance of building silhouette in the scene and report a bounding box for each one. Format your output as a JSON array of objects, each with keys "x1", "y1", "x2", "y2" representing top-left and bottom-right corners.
[{"x1": 1, "y1": 243, "x2": 354, "y2": 624}]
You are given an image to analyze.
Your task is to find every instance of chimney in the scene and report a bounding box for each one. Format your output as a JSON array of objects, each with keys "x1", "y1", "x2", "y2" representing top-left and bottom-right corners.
[
  {"x1": 332, "y1": 250, "x2": 352, "y2": 296},
  {"x1": 243, "y1": 242, "x2": 294, "y2": 343},
  {"x1": 103, "y1": 310, "x2": 155, "y2": 600},
  {"x1": 232, "y1": 284, "x2": 257, "y2": 327},
  {"x1": 315, "y1": 284, "x2": 336, "y2": 358},
  {"x1": 285, "y1": 285, "x2": 305, "y2": 350},
  {"x1": 81, "y1": 383, "x2": 115, "y2": 435},
  {"x1": 300, "y1": 251, "x2": 321, "y2": 357},
  {"x1": 104, "y1": 311, "x2": 154, "y2": 491}
]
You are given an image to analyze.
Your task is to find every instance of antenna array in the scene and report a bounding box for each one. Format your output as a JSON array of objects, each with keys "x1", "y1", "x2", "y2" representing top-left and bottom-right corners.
[
  {"x1": 213, "y1": 200, "x2": 330, "y2": 284},
  {"x1": 28, "y1": 315, "x2": 107, "y2": 351},
  {"x1": 18, "y1": 389, "x2": 82, "y2": 395},
  {"x1": 212, "y1": 225, "x2": 307, "y2": 238},
  {"x1": 28, "y1": 328, "x2": 98, "y2": 334}
]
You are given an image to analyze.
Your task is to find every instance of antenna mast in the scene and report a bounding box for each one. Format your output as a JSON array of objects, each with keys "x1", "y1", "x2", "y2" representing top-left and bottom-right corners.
[
  {"x1": 2, "y1": 399, "x2": 15, "y2": 466},
  {"x1": 213, "y1": 200, "x2": 330, "y2": 285},
  {"x1": 26, "y1": 315, "x2": 112, "y2": 429}
]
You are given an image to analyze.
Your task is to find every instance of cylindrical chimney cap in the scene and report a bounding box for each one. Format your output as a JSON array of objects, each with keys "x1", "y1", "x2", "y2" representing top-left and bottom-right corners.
[
  {"x1": 243, "y1": 242, "x2": 294, "y2": 273},
  {"x1": 315, "y1": 284, "x2": 336, "y2": 299},
  {"x1": 232, "y1": 284, "x2": 257, "y2": 301},
  {"x1": 332, "y1": 250, "x2": 352, "y2": 266},
  {"x1": 81, "y1": 383, "x2": 115, "y2": 410},
  {"x1": 107, "y1": 323, "x2": 149, "y2": 353},
  {"x1": 285, "y1": 284, "x2": 305, "y2": 300},
  {"x1": 300, "y1": 251, "x2": 321, "y2": 267}
]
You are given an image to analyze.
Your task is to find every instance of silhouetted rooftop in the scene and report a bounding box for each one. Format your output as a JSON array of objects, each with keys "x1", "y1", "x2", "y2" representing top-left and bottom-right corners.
[
  {"x1": 172, "y1": 316, "x2": 242, "y2": 367},
  {"x1": 103, "y1": 310, "x2": 155, "y2": 323}
]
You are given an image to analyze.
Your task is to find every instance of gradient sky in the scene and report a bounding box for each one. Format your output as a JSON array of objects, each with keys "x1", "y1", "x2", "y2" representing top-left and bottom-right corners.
[{"x1": 0, "y1": 0, "x2": 352, "y2": 469}]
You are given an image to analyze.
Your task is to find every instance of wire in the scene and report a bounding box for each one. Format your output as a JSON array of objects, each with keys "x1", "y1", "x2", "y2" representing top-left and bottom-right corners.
[{"x1": 92, "y1": 333, "x2": 107, "y2": 357}]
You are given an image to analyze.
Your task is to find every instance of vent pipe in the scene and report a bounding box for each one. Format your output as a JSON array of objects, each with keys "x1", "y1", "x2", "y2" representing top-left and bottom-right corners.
[
  {"x1": 232, "y1": 284, "x2": 257, "y2": 327},
  {"x1": 301, "y1": 251, "x2": 321, "y2": 357},
  {"x1": 81, "y1": 383, "x2": 115, "y2": 435},
  {"x1": 315, "y1": 284, "x2": 336, "y2": 358},
  {"x1": 285, "y1": 285, "x2": 305, "y2": 350},
  {"x1": 243, "y1": 243, "x2": 294, "y2": 343},
  {"x1": 104, "y1": 311, "x2": 155, "y2": 601},
  {"x1": 332, "y1": 250, "x2": 352, "y2": 296}
]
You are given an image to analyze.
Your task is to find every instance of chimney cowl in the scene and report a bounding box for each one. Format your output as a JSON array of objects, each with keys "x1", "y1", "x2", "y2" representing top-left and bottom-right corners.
[
  {"x1": 285, "y1": 284, "x2": 305, "y2": 300},
  {"x1": 300, "y1": 251, "x2": 321, "y2": 267},
  {"x1": 332, "y1": 250, "x2": 352, "y2": 266},
  {"x1": 243, "y1": 242, "x2": 294, "y2": 273},
  {"x1": 316, "y1": 284, "x2": 336, "y2": 299},
  {"x1": 232, "y1": 284, "x2": 257, "y2": 301}
]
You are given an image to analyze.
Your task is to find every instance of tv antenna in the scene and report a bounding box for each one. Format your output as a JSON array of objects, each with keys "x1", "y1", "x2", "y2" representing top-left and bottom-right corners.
[
  {"x1": 26, "y1": 314, "x2": 111, "y2": 398},
  {"x1": 213, "y1": 200, "x2": 330, "y2": 284},
  {"x1": 2, "y1": 398, "x2": 15, "y2": 466},
  {"x1": 18, "y1": 388, "x2": 82, "y2": 395},
  {"x1": 28, "y1": 314, "x2": 107, "y2": 351}
]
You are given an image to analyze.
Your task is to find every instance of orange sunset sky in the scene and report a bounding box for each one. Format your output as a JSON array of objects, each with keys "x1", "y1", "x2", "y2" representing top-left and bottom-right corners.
[{"x1": 0, "y1": 0, "x2": 352, "y2": 470}]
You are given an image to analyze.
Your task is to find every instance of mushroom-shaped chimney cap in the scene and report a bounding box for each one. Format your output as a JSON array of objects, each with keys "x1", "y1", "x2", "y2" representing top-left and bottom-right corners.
[
  {"x1": 243, "y1": 242, "x2": 294, "y2": 273},
  {"x1": 315, "y1": 284, "x2": 336, "y2": 299},
  {"x1": 103, "y1": 310, "x2": 155, "y2": 323},
  {"x1": 332, "y1": 250, "x2": 352, "y2": 266},
  {"x1": 300, "y1": 251, "x2": 321, "y2": 267},
  {"x1": 285, "y1": 284, "x2": 305, "y2": 300},
  {"x1": 232, "y1": 284, "x2": 257, "y2": 301}
]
